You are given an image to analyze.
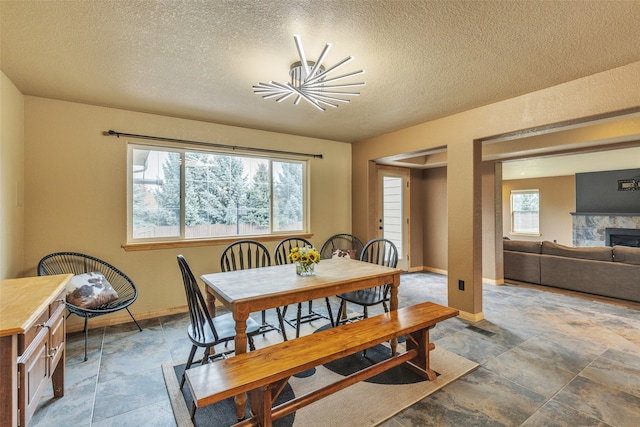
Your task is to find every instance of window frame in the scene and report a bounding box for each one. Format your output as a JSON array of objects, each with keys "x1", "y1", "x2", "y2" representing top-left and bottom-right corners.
[
  {"x1": 126, "y1": 142, "x2": 310, "y2": 248},
  {"x1": 510, "y1": 189, "x2": 540, "y2": 236}
]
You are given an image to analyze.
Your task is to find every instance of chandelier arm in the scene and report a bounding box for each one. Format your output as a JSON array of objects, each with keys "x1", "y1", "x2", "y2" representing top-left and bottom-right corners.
[
  {"x1": 305, "y1": 82, "x2": 365, "y2": 89},
  {"x1": 253, "y1": 82, "x2": 292, "y2": 95},
  {"x1": 304, "y1": 56, "x2": 354, "y2": 86},
  {"x1": 303, "y1": 70, "x2": 365, "y2": 87},
  {"x1": 306, "y1": 93, "x2": 351, "y2": 103},
  {"x1": 285, "y1": 82, "x2": 325, "y2": 111},
  {"x1": 252, "y1": 84, "x2": 282, "y2": 92},
  {"x1": 262, "y1": 92, "x2": 289, "y2": 100},
  {"x1": 269, "y1": 81, "x2": 294, "y2": 91},
  {"x1": 306, "y1": 43, "x2": 332, "y2": 81},
  {"x1": 314, "y1": 98, "x2": 340, "y2": 108},
  {"x1": 275, "y1": 92, "x2": 296, "y2": 103},
  {"x1": 303, "y1": 89, "x2": 360, "y2": 97},
  {"x1": 293, "y1": 34, "x2": 310, "y2": 79},
  {"x1": 253, "y1": 87, "x2": 287, "y2": 94}
]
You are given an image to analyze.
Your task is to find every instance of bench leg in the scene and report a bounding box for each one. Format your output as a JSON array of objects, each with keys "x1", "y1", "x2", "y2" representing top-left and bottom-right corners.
[
  {"x1": 404, "y1": 326, "x2": 437, "y2": 381},
  {"x1": 248, "y1": 378, "x2": 288, "y2": 427}
]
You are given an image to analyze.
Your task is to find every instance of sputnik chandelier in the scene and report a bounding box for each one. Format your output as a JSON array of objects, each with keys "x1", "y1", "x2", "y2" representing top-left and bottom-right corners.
[{"x1": 252, "y1": 34, "x2": 365, "y2": 111}]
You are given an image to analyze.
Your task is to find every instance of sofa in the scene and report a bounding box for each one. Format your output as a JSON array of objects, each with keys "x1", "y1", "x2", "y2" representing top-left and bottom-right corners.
[{"x1": 503, "y1": 240, "x2": 640, "y2": 303}]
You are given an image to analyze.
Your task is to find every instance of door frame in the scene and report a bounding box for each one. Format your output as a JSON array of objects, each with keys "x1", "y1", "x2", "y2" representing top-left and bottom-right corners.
[{"x1": 376, "y1": 165, "x2": 410, "y2": 271}]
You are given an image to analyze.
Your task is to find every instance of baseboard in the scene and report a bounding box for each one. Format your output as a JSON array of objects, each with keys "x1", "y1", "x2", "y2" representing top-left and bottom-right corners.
[
  {"x1": 457, "y1": 310, "x2": 485, "y2": 322},
  {"x1": 66, "y1": 305, "x2": 189, "y2": 333},
  {"x1": 408, "y1": 266, "x2": 503, "y2": 286},
  {"x1": 419, "y1": 266, "x2": 448, "y2": 275}
]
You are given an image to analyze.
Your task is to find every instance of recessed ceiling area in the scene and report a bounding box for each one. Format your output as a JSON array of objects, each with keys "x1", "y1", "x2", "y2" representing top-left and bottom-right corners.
[
  {"x1": 376, "y1": 145, "x2": 640, "y2": 180},
  {"x1": 501, "y1": 146, "x2": 640, "y2": 181}
]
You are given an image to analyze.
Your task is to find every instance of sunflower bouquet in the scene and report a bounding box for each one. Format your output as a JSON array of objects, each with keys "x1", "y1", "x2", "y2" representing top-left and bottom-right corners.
[{"x1": 289, "y1": 245, "x2": 320, "y2": 276}]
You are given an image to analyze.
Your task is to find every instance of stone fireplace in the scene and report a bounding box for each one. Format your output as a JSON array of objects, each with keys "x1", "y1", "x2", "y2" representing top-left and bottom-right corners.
[
  {"x1": 572, "y1": 213, "x2": 640, "y2": 247},
  {"x1": 572, "y1": 168, "x2": 640, "y2": 247}
]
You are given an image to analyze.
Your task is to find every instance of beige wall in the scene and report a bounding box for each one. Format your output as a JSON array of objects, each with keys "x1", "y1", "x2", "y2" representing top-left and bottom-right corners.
[
  {"x1": 352, "y1": 60, "x2": 640, "y2": 318},
  {"x1": 502, "y1": 175, "x2": 575, "y2": 246},
  {"x1": 420, "y1": 167, "x2": 447, "y2": 273},
  {"x1": 414, "y1": 161, "x2": 504, "y2": 285},
  {"x1": 0, "y1": 71, "x2": 25, "y2": 279},
  {"x1": 22, "y1": 96, "x2": 352, "y2": 330}
]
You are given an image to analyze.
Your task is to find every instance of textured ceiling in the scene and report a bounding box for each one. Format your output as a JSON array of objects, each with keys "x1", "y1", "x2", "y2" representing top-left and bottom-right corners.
[{"x1": 3, "y1": 0, "x2": 640, "y2": 145}]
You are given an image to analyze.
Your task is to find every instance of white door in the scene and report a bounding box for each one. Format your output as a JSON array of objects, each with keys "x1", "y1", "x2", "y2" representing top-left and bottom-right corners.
[{"x1": 377, "y1": 168, "x2": 409, "y2": 271}]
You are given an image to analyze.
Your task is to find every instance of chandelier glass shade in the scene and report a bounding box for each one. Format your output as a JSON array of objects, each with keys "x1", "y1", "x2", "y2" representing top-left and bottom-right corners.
[{"x1": 253, "y1": 35, "x2": 365, "y2": 111}]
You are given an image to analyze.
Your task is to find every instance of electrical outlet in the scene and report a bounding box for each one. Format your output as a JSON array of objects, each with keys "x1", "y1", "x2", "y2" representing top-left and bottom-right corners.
[{"x1": 458, "y1": 280, "x2": 465, "y2": 291}]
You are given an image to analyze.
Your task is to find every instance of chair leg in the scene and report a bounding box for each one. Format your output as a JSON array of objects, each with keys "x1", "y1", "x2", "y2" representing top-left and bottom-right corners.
[
  {"x1": 307, "y1": 300, "x2": 313, "y2": 316},
  {"x1": 202, "y1": 346, "x2": 211, "y2": 364},
  {"x1": 126, "y1": 307, "x2": 143, "y2": 331},
  {"x1": 336, "y1": 300, "x2": 345, "y2": 327},
  {"x1": 83, "y1": 317, "x2": 89, "y2": 362},
  {"x1": 180, "y1": 345, "x2": 198, "y2": 389},
  {"x1": 325, "y1": 298, "x2": 335, "y2": 327},
  {"x1": 190, "y1": 402, "x2": 197, "y2": 420},
  {"x1": 296, "y1": 303, "x2": 302, "y2": 338},
  {"x1": 276, "y1": 307, "x2": 288, "y2": 341}
]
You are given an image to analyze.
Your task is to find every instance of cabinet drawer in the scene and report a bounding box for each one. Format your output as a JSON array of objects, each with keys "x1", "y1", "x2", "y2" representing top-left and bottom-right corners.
[
  {"x1": 50, "y1": 290, "x2": 66, "y2": 315},
  {"x1": 18, "y1": 327, "x2": 49, "y2": 427},
  {"x1": 18, "y1": 311, "x2": 49, "y2": 356},
  {"x1": 47, "y1": 303, "x2": 66, "y2": 369}
]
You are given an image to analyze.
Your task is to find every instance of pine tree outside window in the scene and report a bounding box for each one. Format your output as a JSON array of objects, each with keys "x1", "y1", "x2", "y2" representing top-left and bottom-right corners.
[
  {"x1": 129, "y1": 145, "x2": 306, "y2": 241},
  {"x1": 510, "y1": 189, "x2": 540, "y2": 235}
]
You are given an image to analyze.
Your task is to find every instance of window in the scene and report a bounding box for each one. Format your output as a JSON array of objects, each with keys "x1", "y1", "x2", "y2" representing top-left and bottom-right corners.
[
  {"x1": 510, "y1": 189, "x2": 540, "y2": 235},
  {"x1": 128, "y1": 145, "x2": 306, "y2": 242}
]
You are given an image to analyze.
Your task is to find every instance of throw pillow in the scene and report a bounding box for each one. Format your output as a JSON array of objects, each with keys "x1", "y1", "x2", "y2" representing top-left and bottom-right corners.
[{"x1": 66, "y1": 271, "x2": 119, "y2": 309}]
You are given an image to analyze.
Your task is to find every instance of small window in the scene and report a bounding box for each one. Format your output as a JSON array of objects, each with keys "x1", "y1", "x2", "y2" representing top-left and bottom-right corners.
[
  {"x1": 510, "y1": 189, "x2": 539, "y2": 235},
  {"x1": 128, "y1": 145, "x2": 307, "y2": 242}
]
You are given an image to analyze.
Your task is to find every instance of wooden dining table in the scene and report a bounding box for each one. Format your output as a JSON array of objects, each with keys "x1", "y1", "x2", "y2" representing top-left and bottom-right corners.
[{"x1": 200, "y1": 257, "x2": 403, "y2": 419}]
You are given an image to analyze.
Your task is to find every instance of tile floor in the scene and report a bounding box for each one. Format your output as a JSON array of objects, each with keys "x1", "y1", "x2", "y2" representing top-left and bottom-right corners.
[{"x1": 30, "y1": 272, "x2": 640, "y2": 427}]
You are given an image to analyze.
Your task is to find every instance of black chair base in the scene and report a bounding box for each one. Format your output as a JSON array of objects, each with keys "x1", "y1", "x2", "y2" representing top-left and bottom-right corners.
[
  {"x1": 257, "y1": 307, "x2": 288, "y2": 340},
  {"x1": 282, "y1": 298, "x2": 335, "y2": 338},
  {"x1": 74, "y1": 307, "x2": 142, "y2": 362}
]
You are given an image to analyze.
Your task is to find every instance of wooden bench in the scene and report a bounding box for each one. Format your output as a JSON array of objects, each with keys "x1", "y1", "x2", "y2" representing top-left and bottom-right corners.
[{"x1": 185, "y1": 301, "x2": 459, "y2": 427}]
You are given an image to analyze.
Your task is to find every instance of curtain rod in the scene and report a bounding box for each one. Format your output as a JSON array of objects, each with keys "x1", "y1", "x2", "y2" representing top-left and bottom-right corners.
[{"x1": 105, "y1": 130, "x2": 323, "y2": 159}]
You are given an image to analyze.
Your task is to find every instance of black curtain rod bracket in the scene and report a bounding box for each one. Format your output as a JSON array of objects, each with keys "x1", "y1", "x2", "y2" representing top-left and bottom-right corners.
[{"x1": 105, "y1": 130, "x2": 323, "y2": 159}]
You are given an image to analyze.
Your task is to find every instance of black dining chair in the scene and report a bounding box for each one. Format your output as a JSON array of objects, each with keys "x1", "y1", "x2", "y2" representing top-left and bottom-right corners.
[
  {"x1": 177, "y1": 255, "x2": 260, "y2": 394},
  {"x1": 220, "y1": 240, "x2": 288, "y2": 339},
  {"x1": 320, "y1": 233, "x2": 365, "y2": 261},
  {"x1": 38, "y1": 252, "x2": 142, "y2": 361},
  {"x1": 274, "y1": 237, "x2": 332, "y2": 337},
  {"x1": 335, "y1": 238, "x2": 399, "y2": 325}
]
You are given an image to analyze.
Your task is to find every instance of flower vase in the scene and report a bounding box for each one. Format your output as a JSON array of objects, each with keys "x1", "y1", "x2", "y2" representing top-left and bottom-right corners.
[{"x1": 296, "y1": 262, "x2": 315, "y2": 276}]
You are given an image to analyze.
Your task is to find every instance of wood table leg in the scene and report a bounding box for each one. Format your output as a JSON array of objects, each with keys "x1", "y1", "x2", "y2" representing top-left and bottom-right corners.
[
  {"x1": 233, "y1": 307, "x2": 250, "y2": 420},
  {"x1": 205, "y1": 288, "x2": 217, "y2": 317},
  {"x1": 389, "y1": 273, "x2": 400, "y2": 355}
]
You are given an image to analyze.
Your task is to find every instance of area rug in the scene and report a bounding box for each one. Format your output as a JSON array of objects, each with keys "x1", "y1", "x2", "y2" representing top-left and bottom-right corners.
[{"x1": 162, "y1": 339, "x2": 478, "y2": 427}]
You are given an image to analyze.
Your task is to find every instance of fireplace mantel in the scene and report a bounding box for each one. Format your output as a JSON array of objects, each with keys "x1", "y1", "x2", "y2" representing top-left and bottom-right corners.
[{"x1": 571, "y1": 212, "x2": 640, "y2": 216}]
